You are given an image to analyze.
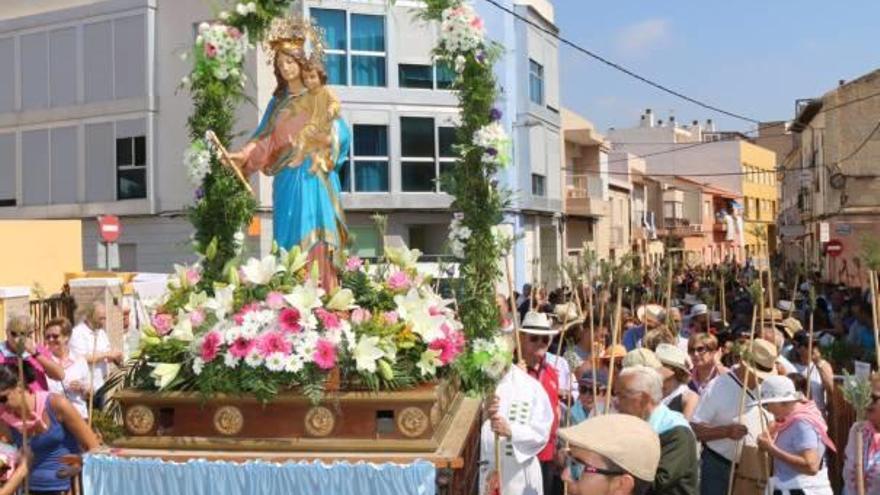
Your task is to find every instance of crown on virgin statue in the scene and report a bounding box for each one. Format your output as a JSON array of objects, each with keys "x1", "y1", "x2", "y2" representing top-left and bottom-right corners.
[{"x1": 264, "y1": 16, "x2": 326, "y2": 67}]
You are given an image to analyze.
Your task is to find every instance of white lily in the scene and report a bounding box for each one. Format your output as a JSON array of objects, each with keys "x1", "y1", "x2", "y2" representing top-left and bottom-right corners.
[
  {"x1": 326, "y1": 288, "x2": 357, "y2": 311},
  {"x1": 408, "y1": 310, "x2": 447, "y2": 343},
  {"x1": 286, "y1": 246, "x2": 310, "y2": 273},
  {"x1": 206, "y1": 284, "x2": 236, "y2": 320},
  {"x1": 241, "y1": 255, "x2": 284, "y2": 285},
  {"x1": 150, "y1": 363, "x2": 182, "y2": 390},
  {"x1": 170, "y1": 264, "x2": 189, "y2": 288},
  {"x1": 169, "y1": 310, "x2": 194, "y2": 342},
  {"x1": 185, "y1": 291, "x2": 209, "y2": 312},
  {"x1": 284, "y1": 278, "x2": 325, "y2": 313},
  {"x1": 417, "y1": 349, "x2": 442, "y2": 377},
  {"x1": 385, "y1": 246, "x2": 422, "y2": 270},
  {"x1": 353, "y1": 335, "x2": 385, "y2": 373}
]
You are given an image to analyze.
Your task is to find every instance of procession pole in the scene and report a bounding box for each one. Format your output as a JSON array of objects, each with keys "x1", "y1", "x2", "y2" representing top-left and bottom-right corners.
[
  {"x1": 870, "y1": 271, "x2": 880, "y2": 371},
  {"x1": 494, "y1": 429, "x2": 503, "y2": 495},
  {"x1": 505, "y1": 256, "x2": 523, "y2": 366},
  {"x1": 15, "y1": 331, "x2": 30, "y2": 495},
  {"x1": 856, "y1": 423, "x2": 867, "y2": 495},
  {"x1": 604, "y1": 287, "x2": 623, "y2": 414},
  {"x1": 806, "y1": 287, "x2": 816, "y2": 400},
  {"x1": 587, "y1": 278, "x2": 598, "y2": 406},
  {"x1": 720, "y1": 270, "x2": 727, "y2": 326},
  {"x1": 726, "y1": 305, "x2": 759, "y2": 495},
  {"x1": 665, "y1": 255, "x2": 674, "y2": 327}
]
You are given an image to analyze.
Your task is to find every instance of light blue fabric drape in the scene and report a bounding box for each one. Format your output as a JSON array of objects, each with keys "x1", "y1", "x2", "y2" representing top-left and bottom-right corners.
[{"x1": 83, "y1": 455, "x2": 436, "y2": 495}]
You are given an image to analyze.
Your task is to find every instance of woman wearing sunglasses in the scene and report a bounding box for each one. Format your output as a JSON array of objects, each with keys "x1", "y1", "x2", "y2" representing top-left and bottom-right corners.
[
  {"x1": 686, "y1": 333, "x2": 726, "y2": 394},
  {"x1": 43, "y1": 318, "x2": 91, "y2": 420},
  {"x1": 0, "y1": 318, "x2": 64, "y2": 393},
  {"x1": 0, "y1": 364, "x2": 99, "y2": 495},
  {"x1": 559, "y1": 414, "x2": 660, "y2": 495}
]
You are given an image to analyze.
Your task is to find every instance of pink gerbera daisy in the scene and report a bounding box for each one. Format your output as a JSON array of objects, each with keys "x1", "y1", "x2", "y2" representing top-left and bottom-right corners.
[
  {"x1": 313, "y1": 339, "x2": 337, "y2": 370},
  {"x1": 256, "y1": 331, "x2": 292, "y2": 357},
  {"x1": 315, "y1": 308, "x2": 341, "y2": 331},
  {"x1": 278, "y1": 307, "x2": 302, "y2": 333},
  {"x1": 200, "y1": 331, "x2": 222, "y2": 362},
  {"x1": 229, "y1": 337, "x2": 255, "y2": 359},
  {"x1": 233, "y1": 302, "x2": 261, "y2": 325}
]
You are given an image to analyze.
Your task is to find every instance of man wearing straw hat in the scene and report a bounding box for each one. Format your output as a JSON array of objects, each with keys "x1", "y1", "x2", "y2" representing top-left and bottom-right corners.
[{"x1": 691, "y1": 339, "x2": 778, "y2": 495}]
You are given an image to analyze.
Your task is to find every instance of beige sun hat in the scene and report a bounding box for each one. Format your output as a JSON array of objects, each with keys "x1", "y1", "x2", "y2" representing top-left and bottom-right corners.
[
  {"x1": 559, "y1": 414, "x2": 661, "y2": 482},
  {"x1": 636, "y1": 304, "x2": 666, "y2": 326},
  {"x1": 553, "y1": 302, "x2": 580, "y2": 322},
  {"x1": 520, "y1": 311, "x2": 559, "y2": 336},
  {"x1": 655, "y1": 343, "x2": 692, "y2": 374},
  {"x1": 622, "y1": 348, "x2": 663, "y2": 370},
  {"x1": 741, "y1": 339, "x2": 779, "y2": 380}
]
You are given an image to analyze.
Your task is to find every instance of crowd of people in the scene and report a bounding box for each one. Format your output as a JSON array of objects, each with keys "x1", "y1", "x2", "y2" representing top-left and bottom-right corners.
[
  {"x1": 481, "y1": 264, "x2": 880, "y2": 495},
  {"x1": 0, "y1": 302, "x2": 122, "y2": 495}
]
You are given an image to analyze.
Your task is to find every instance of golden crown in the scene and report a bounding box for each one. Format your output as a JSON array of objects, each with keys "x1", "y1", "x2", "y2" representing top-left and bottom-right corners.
[{"x1": 264, "y1": 16, "x2": 326, "y2": 67}]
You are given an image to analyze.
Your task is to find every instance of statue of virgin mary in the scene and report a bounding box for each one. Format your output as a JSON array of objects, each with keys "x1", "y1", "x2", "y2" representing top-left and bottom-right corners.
[{"x1": 228, "y1": 17, "x2": 348, "y2": 289}]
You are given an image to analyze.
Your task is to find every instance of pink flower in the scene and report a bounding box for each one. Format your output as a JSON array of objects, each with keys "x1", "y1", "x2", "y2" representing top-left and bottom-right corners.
[
  {"x1": 265, "y1": 291, "x2": 286, "y2": 310},
  {"x1": 152, "y1": 313, "x2": 174, "y2": 336},
  {"x1": 470, "y1": 17, "x2": 484, "y2": 31},
  {"x1": 204, "y1": 43, "x2": 218, "y2": 58},
  {"x1": 350, "y1": 308, "x2": 372, "y2": 325},
  {"x1": 428, "y1": 325, "x2": 465, "y2": 365},
  {"x1": 383, "y1": 311, "x2": 399, "y2": 325},
  {"x1": 256, "y1": 331, "x2": 292, "y2": 357},
  {"x1": 315, "y1": 308, "x2": 341, "y2": 331},
  {"x1": 189, "y1": 309, "x2": 206, "y2": 328},
  {"x1": 313, "y1": 339, "x2": 337, "y2": 370},
  {"x1": 229, "y1": 337, "x2": 255, "y2": 359},
  {"x1": 233, "y1": 302, "x2": 261, "y2": 325},
  {"x1": 345, "y1": 256, "x2": 363, "y2": 272},
  {"x1": 200, "y1": 331, "x2": 222, "y2": 362},
  {"x1": 428, "y1": 305, "x2": 444, "y2": 317},
  {"x1": 278, "y1": 308, "x2": 302, "y2": 333},
  {"x1": 227, "y1": 26, "x2": 242, "y2": 39},
  {"x1": 186, "y1": 268, "x2": 201, "y2": 286},
  {"x1": 387, "y1": 271, "x2": 411, "y2": 291}
]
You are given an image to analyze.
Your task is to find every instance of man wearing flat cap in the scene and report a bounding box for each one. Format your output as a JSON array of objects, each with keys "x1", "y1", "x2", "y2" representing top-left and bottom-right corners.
[{"x1": 559, "y1": 414, "x2": 661, "y2": 495}]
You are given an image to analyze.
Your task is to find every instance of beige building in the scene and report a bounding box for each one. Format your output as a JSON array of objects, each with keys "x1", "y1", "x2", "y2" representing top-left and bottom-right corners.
[{"x1": 786, "y1": 70, "x2": 880, "y2": 287}]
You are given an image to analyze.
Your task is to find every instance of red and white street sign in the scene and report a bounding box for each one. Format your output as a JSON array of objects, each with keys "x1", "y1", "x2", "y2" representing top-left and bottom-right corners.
[
  {"x1": 826, "y1": 239, "x2": 844, "y2": 257},
  {"x1": 98, "y1": 215, "x2": 121, "y2": 243}
]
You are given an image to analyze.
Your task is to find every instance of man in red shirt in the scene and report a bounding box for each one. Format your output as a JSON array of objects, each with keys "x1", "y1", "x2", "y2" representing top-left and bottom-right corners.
[{"x1": 519, "y1": 311, "x2": 561, "y2": 495}]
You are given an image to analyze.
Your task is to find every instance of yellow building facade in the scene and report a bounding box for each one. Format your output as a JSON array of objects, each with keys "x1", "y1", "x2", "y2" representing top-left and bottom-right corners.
[
  {"x1": 0, "y1": 220, "x2": 83, "y2": 293},
  {"x1": 739, "y1": 142, "x2": 779, "y2": 261}
]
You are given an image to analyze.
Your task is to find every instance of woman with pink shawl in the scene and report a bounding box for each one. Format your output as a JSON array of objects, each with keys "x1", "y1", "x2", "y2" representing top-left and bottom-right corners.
[{"x1": 754, "y1": 375, "x2": 835, "y2": 495}]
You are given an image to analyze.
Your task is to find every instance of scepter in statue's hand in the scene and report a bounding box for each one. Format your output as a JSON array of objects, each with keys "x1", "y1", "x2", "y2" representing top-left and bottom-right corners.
[{"x1": 204, "y1": 130, "x2": 254, "y2": 195}]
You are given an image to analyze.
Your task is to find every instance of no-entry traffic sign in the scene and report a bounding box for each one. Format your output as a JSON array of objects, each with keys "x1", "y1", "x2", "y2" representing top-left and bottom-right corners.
[
  {"x1": 826, "y1": 239, "x2": 844, "y2": 257},
  {"x1": 98, "y1": 215, "x2": 121, "y2": 243}
]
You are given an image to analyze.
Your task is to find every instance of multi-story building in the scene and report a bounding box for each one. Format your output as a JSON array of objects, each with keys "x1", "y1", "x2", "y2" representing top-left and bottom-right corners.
[
  {"x1": 786, "y1": 70, "x2": 880, "y2": 288},
  {"x1": 0, "y1": 0, "x2": 563, "y2": 289},
  {"x1": 608, "y1": 111, "x2": 778, "y2": 265}
]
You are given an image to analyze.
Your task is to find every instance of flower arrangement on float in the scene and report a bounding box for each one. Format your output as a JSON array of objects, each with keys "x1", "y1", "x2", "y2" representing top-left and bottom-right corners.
[{"x1": 128, "y1": 244, "x2": 483, "y2": 403}]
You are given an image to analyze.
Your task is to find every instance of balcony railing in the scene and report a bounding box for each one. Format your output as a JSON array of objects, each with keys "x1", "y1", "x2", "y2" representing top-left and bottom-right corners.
[
  {"x1": 663, "y1": 217, "x2": 704, "y2": 237},
  {"x1": 565, "y1": 174, "x2": 608, "y2": 217}
]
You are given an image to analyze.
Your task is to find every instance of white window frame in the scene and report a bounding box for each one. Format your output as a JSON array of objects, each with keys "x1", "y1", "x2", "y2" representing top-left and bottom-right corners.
[
  {"x1": 529, "y1": 59, "x2": 544, "y2": 105},
  {"x1": 397, "y1": 63, "x2": 455, "y2": 91},
  {"x1": 531, "y1": 173, "x2": 546, "y2": 197},
  {"x1": 115, "y1": 134, "x2": 147, "y2": 200},
  {"x1": 400, "y1": 117, "x2": 457, "y2": 193},
  {"x1": 347, "y1": 124, "x2": 390, "y2": 193},
  {"x1": 312, "y1": 9, "x2": 387, "y2": 87}
]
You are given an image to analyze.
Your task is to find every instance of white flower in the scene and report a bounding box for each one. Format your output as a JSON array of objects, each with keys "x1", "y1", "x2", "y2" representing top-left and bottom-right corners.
[
  {"x1": 183, "y1": 140, "x2": 211, "y2": 185},
  {"x1": 454, "y1": 55, "x2": 467, "y2": 73},
  {"x1": 244, "y1": 348, "x2": 263, "y2": 368},
  {"x1": 150, "y1": 363, "x2": 181, "y2": 390},
  {"x1": 206, "y1": 284, "x2": 236, "y2": 320},
  {"x1": 353, "y1": 335, "x2": 385, "y2": 373},
  {"x1": 195, "y1": 35, "x2": 204, "y2": 45},
  {"x1": 223, "y1": 351, "x2": 240, "y2": 368},
  {"x1": 265, "y1": 352, "x2": 286, "y2": 372},
  {"x1": 192, "y1": 357, "x2": 205, "y2": 375},
  {"x1": 417, "y1": 349, "x2": 442, "y2": 377},
  {"x1": 241, "y1": 255, "x2": 284, "y2": 285},
  {"x1": 439, "y1": 4, "x2": 485, "y2": 53},
  {"x1": 385, "y1": 246, "x2": 422, "y2": 270},
  {"x1": 169, "y1": 312, "x2": 194, "y2": 342},
  {"x1": 472, "y1": 122, "x2": 511, "y2": 166},
  {"x1": 247, "y1": 2, "x2": 257, "y2": 13},
  {"x1": 394, "y1": 289, "x2": 446, "y2": 342},
  {"x1": 198, "y1": 22, "x2": 210, "y2": 34},
  {"x1": 235, "y1": 3, "x2": 249, "y2": 16},
  {"x1": 284, "y1": 354, "x2": 304, "y2": 373},
  {"x1": 213, "y1": 66, "x2": 229, "y2": 80},
  {"x1": 180, "y1": 76, "x2": 191, "y2": 87},
  {"x1": 326, "y1": 288, "x2": 357, "y2": 311},
  {"x1": 218, "y1": 11, "x2": 230, "y2": 20},
  {"x1": 284, "y1": 279, "x2": 325, "y2": 314}
]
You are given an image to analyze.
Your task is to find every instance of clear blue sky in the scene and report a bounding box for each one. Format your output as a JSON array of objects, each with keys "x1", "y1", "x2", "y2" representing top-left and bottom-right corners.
[{"x1": 542, "y1": 0, "x2": 880, "y2": 134}]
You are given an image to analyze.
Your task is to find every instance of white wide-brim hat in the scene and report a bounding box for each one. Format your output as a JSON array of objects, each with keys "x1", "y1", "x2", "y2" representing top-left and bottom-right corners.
[
  {"x1": 520, "y1": 311, "x2": 559, "y2": 336},
  {"x1": 748, "y1": 374, "x2": 803, "y2": 406}
]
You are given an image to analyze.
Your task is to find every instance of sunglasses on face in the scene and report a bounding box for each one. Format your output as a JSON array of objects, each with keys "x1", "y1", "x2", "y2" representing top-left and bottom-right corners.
[
  {"x1": 566, "y1": 453, "x2": 625, "y2": 481},
  {"x1": 578, "y1": 385, "x2": 608, "y2": 395},
  {"x1": 8, "y1": 332, "x2": 32, "y2": 339},
  {"x1": 528, "y1": 335, "x2": 550, "y2": 344},
  {"x1": 688, "y1": 346, "x2": 710, "y2": 355},
  {"x1": 44, "y1": 333, "x2": 62, "y2": 341}
]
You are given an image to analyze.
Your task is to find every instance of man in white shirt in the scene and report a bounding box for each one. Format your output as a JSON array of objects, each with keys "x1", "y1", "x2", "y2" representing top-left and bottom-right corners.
[
  {"x1": 69, "y1": 302, "x2": 122, "y2": 394},
  {"x1": 691, "y1": 339, "x2": 777, "y2": 495}
]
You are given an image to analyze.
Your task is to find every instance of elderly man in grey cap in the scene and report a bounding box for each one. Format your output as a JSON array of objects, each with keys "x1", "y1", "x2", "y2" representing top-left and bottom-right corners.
[{"x1": 559, "y1": 414, "x2": 661, "y2": 495}]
